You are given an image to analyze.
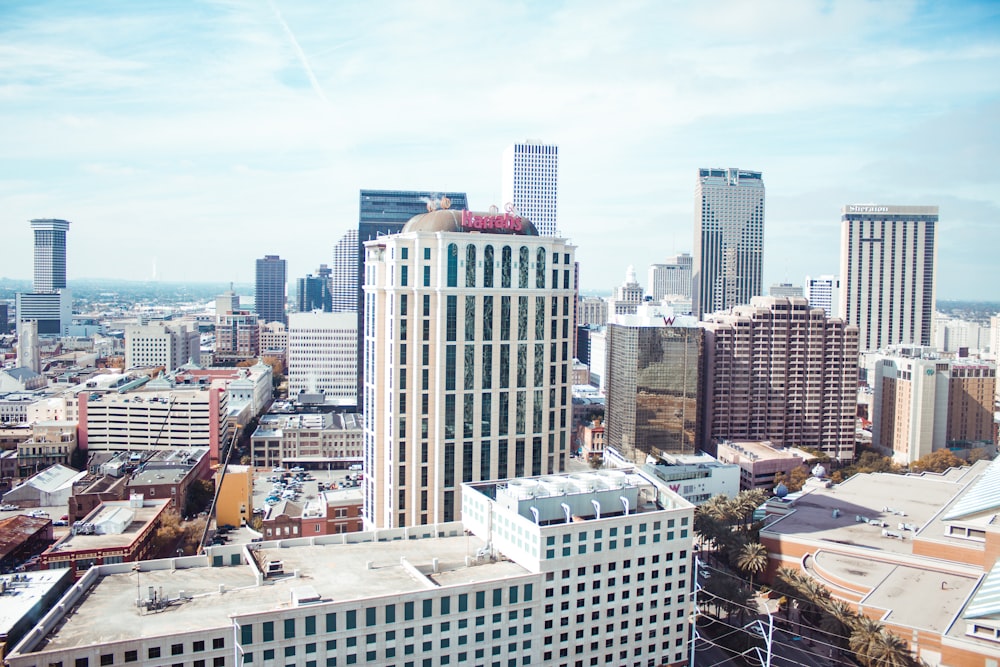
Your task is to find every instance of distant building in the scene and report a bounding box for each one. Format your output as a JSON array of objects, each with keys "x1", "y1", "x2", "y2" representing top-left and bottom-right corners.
[
  {"x1": 254, "y1": 255, "x2": 287, "y2": 326},
  {"x1": 0, "y1": 303, "x2": 8, "y2": 334},
  {"x1": 17, "y1": 422, "x2": 76, "y2": 477},
  {"x1": 296, "y1": 268, "x2": 332, "y2": 313},
  {"x1": 0, "y1": 515, "x2": 54, "y2": 572},
  {"x1": 871, "y1": 346, "x2": 996, "y2": 464},
  {"x1": 577, "y1": 296, "x2": 608, "y2": 327},
  {"x1": 258, "y1": 321, "x2": 288, "y2": 362},
  {"x1": 502, "y1": 141, "x2": 559, "y2": 236},
  {"x1": 126, "y1": 447, "x2": 211, "y2": 514},
  {"x1": 287, "y1": 311, "x2": 357, "y2": 405},
  {"x1": 693, "y1": 168, "x2": 765, "y2": 318},
  {"x1": 768, "y1": 282, "x2": 803, "y2": 298},
  {"x1": 647, "y1": 253, "x2": 692, "y2": 300},
  {"x1": 840, "y1": 205, "x2": 937, "y2": 351},
  {"x1": 214, "y1": 310, "x2": 260, "y2": 363},
  {"x1": 804, "y1": 274, "x2": 839, "y2": 317},
  {"x1": 251, "y1": 412, "x2": 363, "y2": 469},
  {"x1": 645, "y1": 452, "x2": 741, "y2": 505},
  {"x1": 16, "y1": 219, "x2": 73, "y2": 336},
  {"x1": 124, "y1": 321, "x2": 199, "y2": 371},
  {"x1": 2, "y1": 464, "x2": 86, "y2": 509},
  {"x1": 607, "y1": 265, "x2": 643, "y2": 318},
  {"x1": 262, "y1": 488, "x2": 364, "y2": 539},
  {"x1": 578, "y1": 418, "x2": 605, "y2": 462},
  {"x1": 703, "y1": 296, "x2": 859, "y2": 461},
  {"x1": 330, "y1": 229, "x2": 358, "y2": 312}
]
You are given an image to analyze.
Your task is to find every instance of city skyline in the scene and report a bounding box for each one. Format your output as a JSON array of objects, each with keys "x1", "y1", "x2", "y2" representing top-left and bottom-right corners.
[{"x1": 1, "y1": 2, "x2": 999, "y2": 299}]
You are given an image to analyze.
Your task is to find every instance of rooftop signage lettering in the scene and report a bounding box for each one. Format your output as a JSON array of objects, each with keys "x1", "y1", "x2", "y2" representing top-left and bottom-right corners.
[
  {"x1": 461, "y1": 205, "x2": 523, "y2": 233},
  {"x1": 848, "y1": 205, "x2": 889, "y2": 213}
]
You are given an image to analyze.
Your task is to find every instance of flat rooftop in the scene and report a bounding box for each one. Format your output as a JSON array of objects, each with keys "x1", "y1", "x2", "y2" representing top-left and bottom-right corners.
[
  {"x1": 50, "y1": 501, "x2": 167, "y2": 552},
  {"x1": 763, "y1": 469, "x2": 970, "y2": 554},
  {"x1": 37, "y1": 533, "x2": 525, "y2": 650},
  {"x1": 0, "y1": 571, "x2": 69, "y2": 636}
]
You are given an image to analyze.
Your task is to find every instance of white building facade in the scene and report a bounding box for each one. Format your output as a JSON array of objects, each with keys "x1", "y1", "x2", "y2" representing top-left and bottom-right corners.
[
  {"x1": 124, "y1": 321, "x2": 200, "y2": 371},
  {"x1": 363, "y1": 208, "x2": 576, "y2": 528},
  {"x1": 502, "y1": 141, "x2": 559, "y2": 236},
  {"x1": 647, "y1": 253, "x2": 692, "y2": 301},
  {"x1": 839, "y1": 204, "x2": 937, "y2": 351},
  {"x1": 805, "y1": 274, "x2": 839, "y2": 318},
  {"x1": 287, "y1": 311, "x2": 358, "y2": 403}
]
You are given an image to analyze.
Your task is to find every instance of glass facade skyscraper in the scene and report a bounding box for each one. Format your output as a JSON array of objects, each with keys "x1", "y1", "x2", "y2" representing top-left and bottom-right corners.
[{"x1": 605, "y1": 324, "x2": 704, "y2": 462}]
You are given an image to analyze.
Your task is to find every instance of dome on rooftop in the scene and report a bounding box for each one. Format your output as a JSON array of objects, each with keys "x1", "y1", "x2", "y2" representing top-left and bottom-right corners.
[{"x1": 401, "y1": 208, "x2": 538, "y2": 235}]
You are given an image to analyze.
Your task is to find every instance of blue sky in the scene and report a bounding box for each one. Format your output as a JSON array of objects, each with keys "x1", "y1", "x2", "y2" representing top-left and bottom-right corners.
[{"x1": 1, "y1": 0, "x2": 998, "y2": 299}]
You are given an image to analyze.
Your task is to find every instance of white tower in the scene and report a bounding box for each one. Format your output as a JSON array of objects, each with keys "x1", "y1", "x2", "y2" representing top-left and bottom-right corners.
[{"x1": 502, "y1": 141, "x2": 559, "y2": 236}]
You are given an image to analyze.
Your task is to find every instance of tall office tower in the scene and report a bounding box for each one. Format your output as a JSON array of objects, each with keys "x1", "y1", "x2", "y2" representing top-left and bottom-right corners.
[
  {"x1": 647, "y1": 252, "x2": 692, "y2": 300},
  {"x1": 287, "y1": 311, "x2": 357, "y2": 405},
  {"x1": 0, "y1": 304, "x2": 8, "y2": 335},
  {"x1": 363, "y1": 207, "x2": 576, "y2": 528},
  {"x1": 607, "y1": 265, "x2": 643, "y2": 317},
  {"x1": 356, "y1": 190, "x2": 469, "y2": 403},
  {"x1": 30, "y1": 218, "x2": 70, "y2": 292},
  {"x1": 703, "y1": 296, "x2": 859, "y2": 461},
  {"x1": 872, "y1": 346, "x2": 996, "y2": 464},
  {"x1": 605, "y1": 304, "x2": 703, "y2": 463},
  {"x1": 296, "y1": 271, "x2": 332, "y2": 313},
  {"x1": 254, "y1": 255, "x2": 287, "y2": 325},
  {"x1": 331, "y1": 230, "x2": 359, "y2": 312},
  {"x1": 124, "y1": 322, "x2": 199, "y2": 371},
  {"x1": 692, "y1": 168, "x2": 765, "y2": 318},
  {"x1": 502, "y1": 141, "x2": 558, "y2": 236},
  {"x1": 16, "y1": 218, "x2": 73, "y2": 336},
  {"x1": 769, "y1": 282, "x2": 803, "y2": 298},
  {"x1": 805, "y1": 275, "x2": 839, "y2": 317},
  {"x1": 840, "y1": 205, "x2": 937, "y2": 351}
]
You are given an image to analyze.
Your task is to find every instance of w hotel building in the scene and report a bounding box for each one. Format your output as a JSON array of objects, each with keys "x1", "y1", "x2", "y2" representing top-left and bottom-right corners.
[
  {"x1": 839, "y1": 204, "x2": 937, "y2": 351},
  {"x1": 363, "y1": 204, "x2": 576, "y2": 528}
]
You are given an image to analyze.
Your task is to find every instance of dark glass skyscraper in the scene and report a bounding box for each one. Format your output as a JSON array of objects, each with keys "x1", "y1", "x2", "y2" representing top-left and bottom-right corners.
[
  {"x1": 605, "y1": 324, "x2": 704, "y2": 462},
  {"x1": 355, "y1": 189, "x2": 468, "y2": 402},
  {"x1": 255, "y1": 255, "x2": 287, "y2": 325}
]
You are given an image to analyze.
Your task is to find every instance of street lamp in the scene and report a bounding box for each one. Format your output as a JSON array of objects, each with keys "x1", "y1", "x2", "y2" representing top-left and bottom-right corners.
[{"x1": 133, "y1": 563, "x2": 141, "y2": 613}]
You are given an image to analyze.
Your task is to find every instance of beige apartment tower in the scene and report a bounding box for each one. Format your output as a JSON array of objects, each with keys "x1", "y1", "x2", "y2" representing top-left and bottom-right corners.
[
  {"x1": 839, "y1": 204, "x2": 937, "y2": 351},
  {"x1": 703, "y1": 296, "x2": 859, "y2": 461},
  {"x1": 363, "y1": 206, "x2": 577, "y2": 528}
]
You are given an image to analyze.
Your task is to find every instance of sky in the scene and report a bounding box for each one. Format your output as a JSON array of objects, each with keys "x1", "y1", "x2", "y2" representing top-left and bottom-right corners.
[{"x1": 1, "y1": 0, "x2": 999, "y2": 300}]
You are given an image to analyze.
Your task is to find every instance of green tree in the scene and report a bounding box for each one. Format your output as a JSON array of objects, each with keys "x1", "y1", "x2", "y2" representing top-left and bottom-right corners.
[
  {"x1": 183, "y1": 479, "x2": 215, "y2": 517},
  {"x1": 734, "y1": 542, "x2": 769, "y2": 589}
]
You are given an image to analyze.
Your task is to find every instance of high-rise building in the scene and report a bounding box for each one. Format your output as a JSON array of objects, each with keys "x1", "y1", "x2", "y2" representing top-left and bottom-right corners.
[
  {"x1": 692, "y1": 168, "x2": 765, "y2": 318},
  {"x1": 647, "y1": 252, "x2": 692, "y2": 300},
  {"x1": 702, "y1": 296, "x2": 859, "y2": 461},
  {"x1": 605, "y1": 304, "x2": 703, "y2": 463},
  {"x1": 578, "y1": 296, "x2": 608, "y2": 327},
  {"x1": 502, "y1": 141, "x2": 559, "y2": 236},
  {"x1": 331, "y1": 229, "x2": 359, "y2": 312},
  {"x1": 0, "y1": 303, "x2": 9, "y2": 335},
  {"x1": 871, "y1": 346, "x2": 995, "y2": 464},
  {"x1": 17, "y1": 218, "x2": 72, "y2": 336},
  {"x1": 30, "y1": 218, "x2": 70, "y2": 292},
  {"x1": 296, "y1": 270, "x2": 332, "y2": 313},
  {"x1": 356, "y1": 190, "x2": 469, "y2": 403},
  {"x1": 214, "y1": 311, "x2": 260, "y2": 363},
  {"x1": 839, "y1": 204, "x2": 937, "y2": 351},
  {"x1": 254, "y1": 255, "x2": 287, "y2": 325},
  {"x1": 124, "y1": 322, "x2": 200, "y2": 371},
  {"x1": 607, "y1": 265, "x2": 643, "y2": 317},
  {"x1": 805, "y1": 274, "x2": 839, "y2": 318},
  {"x1": 287, "y1": 311, "x2": 357, "y2": 405},
  {"x1": 769, "y1": 282, "x2": 803, "y2": 298},
  {"x1": 363, "y1": 206, "x2": 575, "y2": 528}
]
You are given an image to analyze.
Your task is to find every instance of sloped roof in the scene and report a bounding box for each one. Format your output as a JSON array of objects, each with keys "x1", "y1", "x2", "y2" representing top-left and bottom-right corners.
[
  {"x1": 965, "y1": 561, "x2": 1000, "y2": 620},
  {"x1": 25, "y1": 464, "x2": 86, "y2": 493},
  {"x1": 3, "y1": 367, "x2": 42, "y2": 382},
  {"x1": 943, "y1": 457, "x2": 1000, "y2": 521}
]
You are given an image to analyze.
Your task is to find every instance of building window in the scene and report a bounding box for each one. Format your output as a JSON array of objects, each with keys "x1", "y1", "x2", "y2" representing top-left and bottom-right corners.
[{"x1": 447, "y1": 243, "x2": 458, "y2": 286}]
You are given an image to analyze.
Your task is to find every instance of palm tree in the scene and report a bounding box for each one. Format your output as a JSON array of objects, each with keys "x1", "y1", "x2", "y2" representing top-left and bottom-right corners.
[
  {"x1": 849, "y1": 615, "x2": 886, "y2": 666},
  {"x1": 818, "y1": 599, "x2": 853, "y2": 653},
  {"x1": 735, "y1": 542, "x2": 769, "y2": 589},
  {"x1": 869, "y1": 629, "x2": 914, "y2": 667}
]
